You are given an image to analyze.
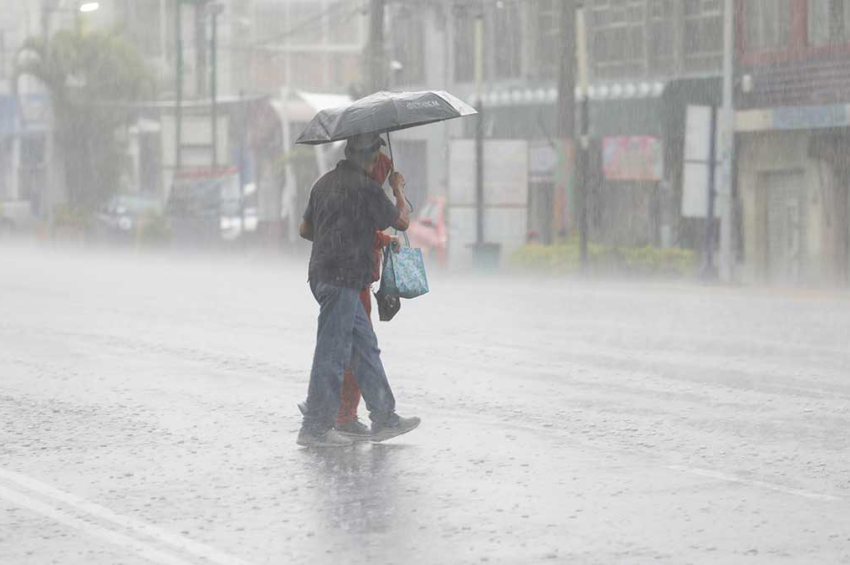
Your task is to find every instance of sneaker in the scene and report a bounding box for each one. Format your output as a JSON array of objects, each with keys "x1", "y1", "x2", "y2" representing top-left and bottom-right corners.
[
  {"x1": 296, "y1": 427, "x2": 354, "y2": 448},
  {"x1": 370, "y1": 415, "x2": 421, "y2": 443},
  {"x1": 335, "y1": 418, "x2": 371, "y2": 441}
]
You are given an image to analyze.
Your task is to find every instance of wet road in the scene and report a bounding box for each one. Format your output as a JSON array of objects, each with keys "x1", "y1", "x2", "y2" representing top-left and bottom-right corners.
[{"x1": 1, "y1": 245, "x2": 849, "y2": 564}]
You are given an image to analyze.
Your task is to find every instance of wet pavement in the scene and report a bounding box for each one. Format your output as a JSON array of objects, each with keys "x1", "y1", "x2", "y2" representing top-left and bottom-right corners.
[{"x1": 1, "y1": 245, "x2": 849, "y2": 564}]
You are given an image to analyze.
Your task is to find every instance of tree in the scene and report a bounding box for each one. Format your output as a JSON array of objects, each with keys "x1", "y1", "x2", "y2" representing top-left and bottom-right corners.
[{"x1": 14, "y1": 28, "x2": 153, "y2": 213}]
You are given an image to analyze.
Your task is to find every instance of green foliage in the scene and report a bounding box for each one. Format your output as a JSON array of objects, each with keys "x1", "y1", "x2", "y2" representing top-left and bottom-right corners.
[
  {"x1": 136, "y1": 213, "x2": 172, "y2": 246},
  {"x1": 53, "y1": 204, "x2": 91, "y2": 230},
  {"x1": 51, "y1": 204, "x2": 93, "y2": 243},
  {"x1": 511, "y1": 239, "x2": 698, "y2": 278},
  {"x1": 14, "y1": 29, "x2": 153, "y2": 213}
]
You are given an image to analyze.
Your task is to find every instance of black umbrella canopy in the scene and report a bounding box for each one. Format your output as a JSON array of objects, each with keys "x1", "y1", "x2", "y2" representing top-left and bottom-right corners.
[{"x1": 295, "y1": 90, "x2": 478, "y2": 145}]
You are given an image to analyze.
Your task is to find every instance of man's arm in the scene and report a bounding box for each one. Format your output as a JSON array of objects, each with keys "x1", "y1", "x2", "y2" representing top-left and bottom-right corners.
[
  {"x1": 300, "y1": 190, "x2": 315, "y2": 241},
  {"x1": 299, "y1": 219, "x2": 313, "y2": 241},
  {"x1": 389, "y1": 172, "x2": 410, "y2": 231}
]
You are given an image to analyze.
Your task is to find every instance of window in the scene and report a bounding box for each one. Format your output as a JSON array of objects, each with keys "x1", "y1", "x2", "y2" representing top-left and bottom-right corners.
[
  {"x1": 683, "y1": 0, "x2": 722, "y2": 67},
  {"x1": 533, "y1": 0, "x2": 560, "y2": 80},
  {"x1": 452, "y1": 1, "x2": 525, "y2": 83},
  {"x1": 256, "y1": 1, "x2": 347, "y2": 48},
  {"x1": 331, "y1": 53, "x2": 361, "y2": 91},
  {"x1": 809, "y1": 0, "x2": 850, "y2": 46},
  {"x1": 453, "y1": 5, "x2": 476, "y2": 83},
  {"x1": 254, "y1": 3, "x2": 288, "y2": 46},
  {"x1": 20, "y1": 135, "x2": 45, "y2": 168},
  {"x1": 590, "y1": 0, "x2": 646, "y2": 77},
  {"x1": 648, "y1": 0, "x2": 675, "y2": 73},
  {"x1": 392, "y1": 7, "x2": 426, "y2": 85},
  {"x1": 494, "y1": 2, "x2": 522, "y2": 79},
  {"x1": 291, "y1": 52, "x2": 328, "y2": 90},
  {"x1": 743, "y1": 0, "x2": 792, "y2": 52},
  {"x1": 121, "y1": 0, "x2": 166, "y2": 59},
  {"x1": 287, "y1": 2, "x2": 324, "y2": 46},
  {"x1": 327, "y1": 1, "x2": 362, "y2": 46}
]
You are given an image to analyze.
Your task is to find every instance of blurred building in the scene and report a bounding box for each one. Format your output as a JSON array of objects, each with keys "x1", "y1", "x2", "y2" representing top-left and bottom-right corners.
[
  {"x1": 242, "y1": 0, "x2": 368, "y2": 241},
  {"x1": 736, "y1": 0, "x2": 850, "y2": 287},
  {"x1": 385, "y1": 0, "x2": 727, "y2": 265},
  {"x1": 0, "y1": 0, "x2": 46, "y2": 224},
  {"x1": 247, "y1": 0, "x2": 366, "y2": 95},
  {"x1": 0, "y1": 0, "x2": 370, "y2": 240},
  {"x1": 108, "y1": 0, "x2": 255, "y2": 199},
  {"x1": 3, "y1": 0, "x2": 845, "y2": 284},
  {"x1": 120, "y1": 0, "x2": 370, "y2": 241}
]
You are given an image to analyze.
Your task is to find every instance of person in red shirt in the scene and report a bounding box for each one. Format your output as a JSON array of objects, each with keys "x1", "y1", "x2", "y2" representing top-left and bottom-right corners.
[{"x1": 299, "y1": 149, "x2": 403, "y2": 440}]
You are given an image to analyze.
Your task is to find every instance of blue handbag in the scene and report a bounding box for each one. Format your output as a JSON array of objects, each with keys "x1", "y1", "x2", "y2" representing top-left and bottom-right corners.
[{"x1": 379, "y1": 231, "x2": 430, "y2": 299}]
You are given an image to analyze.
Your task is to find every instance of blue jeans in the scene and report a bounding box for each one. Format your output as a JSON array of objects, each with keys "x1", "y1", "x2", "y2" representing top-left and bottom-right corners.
[{"x1": 303, "y1": 281, "x2": 396, "y2": 433}]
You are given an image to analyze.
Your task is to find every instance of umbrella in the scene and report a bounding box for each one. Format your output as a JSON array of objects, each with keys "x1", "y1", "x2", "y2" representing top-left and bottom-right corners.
[{"x1": 295, "y1": 90, "x2": 477, "y2": 146}]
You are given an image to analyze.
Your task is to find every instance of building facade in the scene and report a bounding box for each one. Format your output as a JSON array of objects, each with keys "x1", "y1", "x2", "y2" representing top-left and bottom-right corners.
[
  {"x1": 736, "y1": 0, "x2": 850, "y2": 287},
  {"x1": 386, "y1": 0, "x2": 728, "y2": 263},
  {"x1": 0, "y1": 0, "x2": 47, "y2": 211},
  {"x1": 247, "y1": 0, "x2": 367, "y2": 95}
]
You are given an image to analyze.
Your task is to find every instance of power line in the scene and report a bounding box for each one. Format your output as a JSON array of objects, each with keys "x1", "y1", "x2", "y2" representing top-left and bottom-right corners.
[
  {"x1": 251, "y1": 1, "x2": 364, "y2": 49},
  {"x1": 215, "y1": 2, "x2": 367, "y2": 57}
]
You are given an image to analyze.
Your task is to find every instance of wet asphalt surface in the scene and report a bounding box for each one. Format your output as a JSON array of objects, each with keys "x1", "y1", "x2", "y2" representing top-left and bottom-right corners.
[{"x1": 1, "y1": 244, "x2": 849, "y2": 564}]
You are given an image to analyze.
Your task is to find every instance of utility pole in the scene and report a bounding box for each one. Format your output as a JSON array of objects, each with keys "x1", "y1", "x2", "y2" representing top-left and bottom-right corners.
[
  {"x1": 701, "y1": 105, "x2": 718, "y2": 279},
  {"x1": 0, "y1": 31, "x2": 5, "y2": 82},
  {"x1": 238, "y1": 90, "x2": 247, "y2": 235},
  {"x1": 367, "y1": 0, "x2": 386, "y2": 93},
  {"x1": 555, "y1": 0, "x2": 576, "y2": 245},
  {"x1": 41, "y1": 3, "x2": 54, "y2": 230},
  {"x1": 159, "y1": 0, "x2": 168, "y2": 79},
  {"x1": 175, "y1": 0, "x2": 183, "y2": 171},
  {"x1": 209, "y1": 3, "x2": 223, "y2": 169},
  {"x1": 174, "y1": 0, "x2": 210, "y2": 171},
  {"x1": 474, "y1": 11, "x2": 484, "y2": 246},
  {"x1": 718, "y1": 0, "x2": 735, "y2": 281},
  {"x1": 575, "y1": 3, "x2": 590, "y2": 268},
  {"x1": 195, "y1": 2, "x2": 208, "y2": 98}
]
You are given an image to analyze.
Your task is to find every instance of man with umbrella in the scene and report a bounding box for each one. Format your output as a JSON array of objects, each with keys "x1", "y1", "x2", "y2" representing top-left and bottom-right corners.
[
  {"x1": 297, "y1": 132, "x2": 420, "y2": 447},
  {"x1": 295, "y1": 90, "x2": 476, "y2": 446}
]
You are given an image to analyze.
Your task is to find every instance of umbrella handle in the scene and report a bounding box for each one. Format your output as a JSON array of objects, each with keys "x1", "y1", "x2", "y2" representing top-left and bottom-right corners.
[
  {"x1": 385, "y1": 130, "x2": 414, "y2": 212},
  {"x1": 386, "y1": 130, "x2": 394, "y2": 177}
]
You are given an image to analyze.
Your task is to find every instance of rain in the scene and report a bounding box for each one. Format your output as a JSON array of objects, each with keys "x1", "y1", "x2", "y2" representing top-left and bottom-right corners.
[{"x1": 1, "y1": 1, "x2": 849, "y2": 563}]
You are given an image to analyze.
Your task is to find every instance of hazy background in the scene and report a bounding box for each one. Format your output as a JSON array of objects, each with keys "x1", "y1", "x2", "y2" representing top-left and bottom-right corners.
[{"x1": 2, "y1": 1, "x2": 850, "y2": 564}]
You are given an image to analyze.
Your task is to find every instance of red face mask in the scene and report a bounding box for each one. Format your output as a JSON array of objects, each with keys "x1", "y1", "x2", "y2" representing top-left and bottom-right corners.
[{"x1": 369, "y1": 151, "x2": 393, "y2": 186}]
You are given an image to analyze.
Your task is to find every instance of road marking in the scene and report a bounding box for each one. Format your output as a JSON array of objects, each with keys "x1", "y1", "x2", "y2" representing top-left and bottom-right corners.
[
  {"x1": 667, "y1": 465, "x2": 841, "y2": 501},
  {"x1": 0, "y1": 484, "x2": 194, "y2": 565},
  {"x1": 0, "y1": 467, "x2": 253, "y2": 565}
]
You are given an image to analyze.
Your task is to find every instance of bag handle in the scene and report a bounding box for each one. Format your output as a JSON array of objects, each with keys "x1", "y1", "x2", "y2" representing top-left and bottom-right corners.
[{"x1": 391, "y1": 228, "x2": 410, "y2": 248}]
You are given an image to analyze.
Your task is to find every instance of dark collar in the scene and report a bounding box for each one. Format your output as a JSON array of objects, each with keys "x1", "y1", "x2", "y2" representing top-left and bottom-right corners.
[{"x1": 338, "y1": 159, "x2": 370, "y2": 178}]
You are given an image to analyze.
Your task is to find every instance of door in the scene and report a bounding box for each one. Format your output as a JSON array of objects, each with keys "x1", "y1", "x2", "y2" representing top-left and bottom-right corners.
[{"x1": 762, "y1": 170, "x2": 806, "y2": 285}]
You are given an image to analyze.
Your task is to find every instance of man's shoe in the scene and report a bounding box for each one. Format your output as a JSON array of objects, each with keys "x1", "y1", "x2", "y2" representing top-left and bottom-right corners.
[
  {"x1": 335, "y1": 418, "x2": 371, "y2": 441},
  {"x1": 297, "y1": 427, "x2": 354, "y2": 447},
  {"x1": 370, "y1": 415, "x2": 421, "y2": 443}
]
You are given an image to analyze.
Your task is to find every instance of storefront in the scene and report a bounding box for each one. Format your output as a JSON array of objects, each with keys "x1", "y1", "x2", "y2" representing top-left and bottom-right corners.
[
  {"x1": 736, "y1": 104, "x2": 850, "y2": 287},
  {"x1": 586, "y1": 84, "x2": 667, "y2": 247},
  {"x1": 456, "y1": 82, "x2": 670, "y2": 248}
]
